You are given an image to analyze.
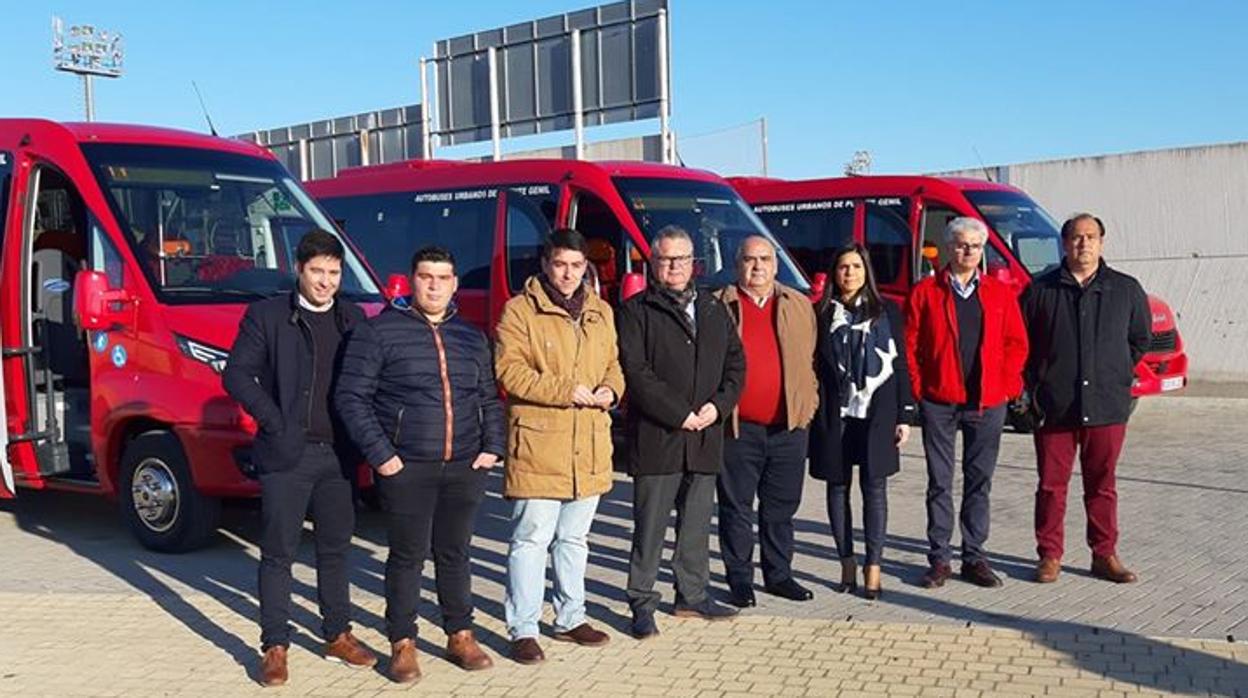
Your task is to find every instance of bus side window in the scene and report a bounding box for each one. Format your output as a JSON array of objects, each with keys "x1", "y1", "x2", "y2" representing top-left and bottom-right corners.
[
  {"x1": 864, "y1": 198, "x2": 910, "y2": 288},
  {"x1": 506, "y1": 195, "x2": 550, "y2": 294},
  {"x1": 920, "y1": 202, "x2": 959, "y2": 278},
  {"x1": 756, "y1": 201, "x2": 854, "y2": 279}
]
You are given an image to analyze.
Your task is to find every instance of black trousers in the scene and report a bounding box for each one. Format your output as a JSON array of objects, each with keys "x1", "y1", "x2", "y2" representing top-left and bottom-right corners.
[
  {"x1": 717, "y1": 422, "x2": 808, "y2": 587},
  {"x1": 828, "y1": 418, "x2": 889, "y2": 565},
  {"x1": 920, "y1": 400, "x2": 1007, "y2": 565},
  {"x1": 627, "y1": 471, "x2": 717, "y2": 615},
  {"x1": 258, "y1": 442, "x2": 355, "y2": 650},
  {"x1": 378, "y1": 458, "x2": 487, "y2": 642}
]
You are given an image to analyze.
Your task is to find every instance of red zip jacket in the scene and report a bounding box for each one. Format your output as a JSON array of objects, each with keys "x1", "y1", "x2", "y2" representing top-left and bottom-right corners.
[{"x1": 904, "y1": 270, "x2": 1028, "y2": 409}]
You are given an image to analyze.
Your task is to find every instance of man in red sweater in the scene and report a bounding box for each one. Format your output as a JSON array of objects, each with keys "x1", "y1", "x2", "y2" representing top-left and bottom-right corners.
[
  {"x1": 715, "y1": 236, "x2": 820, "y2": 607},
  {"x1": 905, "y1": 217, "x2": 1028, "y2": 590}
]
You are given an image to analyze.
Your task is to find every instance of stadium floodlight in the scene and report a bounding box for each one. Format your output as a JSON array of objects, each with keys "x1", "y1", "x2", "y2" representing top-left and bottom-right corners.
[{"x1": 52, "y1": 16, "x2": 125, "y2": 121}]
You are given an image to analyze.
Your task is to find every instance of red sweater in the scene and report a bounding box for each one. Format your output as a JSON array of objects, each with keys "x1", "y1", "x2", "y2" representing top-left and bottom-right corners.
[{"x1": 737, "y1": 295, "x2": 785, "y2": 425}]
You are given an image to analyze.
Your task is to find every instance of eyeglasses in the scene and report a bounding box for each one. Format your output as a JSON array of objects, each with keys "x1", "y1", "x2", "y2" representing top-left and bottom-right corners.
[
  {"x1": 655, "y1": 254, "x2": 694, "y2": 268},
  {"x1": 951, "y1": 243, "x2": 984, "y2": 253}
]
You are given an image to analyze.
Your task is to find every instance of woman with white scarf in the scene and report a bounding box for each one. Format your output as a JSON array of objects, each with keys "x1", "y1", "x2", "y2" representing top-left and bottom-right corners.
[{"x1": 808, "y1": 244, "x2": 915, "y2": 599}]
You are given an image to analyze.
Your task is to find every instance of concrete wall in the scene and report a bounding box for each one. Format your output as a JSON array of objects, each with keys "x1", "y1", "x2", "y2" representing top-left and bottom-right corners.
[{"x1": 942, "y1": 143, "x2": 1248, "y2": 383}]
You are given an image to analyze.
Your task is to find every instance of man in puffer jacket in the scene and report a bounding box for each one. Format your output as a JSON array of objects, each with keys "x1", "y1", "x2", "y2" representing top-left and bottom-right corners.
[{"x1": 336, "y1": 246, "x2": 505, "y2": 683}]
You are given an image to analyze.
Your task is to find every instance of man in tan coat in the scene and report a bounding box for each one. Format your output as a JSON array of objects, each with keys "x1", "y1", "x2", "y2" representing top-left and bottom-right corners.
[
  {"x1": 715, "y1": 235, "x2": 820, "y2": 607},
  {"x1": 495, "y1": 229, "x2": 626, "y2": 665}
]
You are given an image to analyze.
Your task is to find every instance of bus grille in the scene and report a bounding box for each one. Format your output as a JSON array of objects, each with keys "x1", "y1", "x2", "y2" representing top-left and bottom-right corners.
[{"x1": 1149, "y1": 329, "x2": 1178, "y2": 353}]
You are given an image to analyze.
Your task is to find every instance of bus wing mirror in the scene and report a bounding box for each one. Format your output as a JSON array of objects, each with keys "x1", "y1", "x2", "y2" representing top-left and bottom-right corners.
[
  {"x1": 809, "y1": 272, "x2": 828, "y2": 302},
  {"x1": 73, "y1": 270, "x2": 130, "y2": 331},
  {"x1": 620, "y1": 272, "x2": 647, "y2": 302},
  {"x1": 384, "y1": 273, "x2": 412, "y2": 302}
]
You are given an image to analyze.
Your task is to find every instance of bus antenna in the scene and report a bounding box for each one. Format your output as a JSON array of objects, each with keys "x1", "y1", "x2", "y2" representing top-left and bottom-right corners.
[
  {"x1": 972, "y1": 146, "x2": 995, "y2": 183},
  {"x1": 192, "y1": 81, "x2": 219, "y2": 137}
]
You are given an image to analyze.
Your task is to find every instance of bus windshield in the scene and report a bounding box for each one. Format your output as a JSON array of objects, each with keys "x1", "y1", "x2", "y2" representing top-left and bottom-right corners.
[
  {"x1": 613, "y1": 177, "x2": 809, "y2": 291},
  {"x1": 83, "y1": 144, "x2": 380, "y2": 304},
  {"x1": 965, "y1": 189, "x2": 1063, "y2": 277}
]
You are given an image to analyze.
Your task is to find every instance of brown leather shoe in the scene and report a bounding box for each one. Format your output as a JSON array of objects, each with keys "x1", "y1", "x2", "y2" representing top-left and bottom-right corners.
[
  {"x1": 960, "y1": 560, "x2": 1004, "y2": 588},
  {"x1": 324, "y1": 630, "x2": 378, "y2": 668},
  {"x1": 1091, "y1": 555, "x2": 1138, "y2": 583},
  {"x1": 259, "y1": 645, "x2": 288, "y2": 687},
  {"x1": 388, "y1": 638, "x2": 421, "y2": 684},
  {"x1": 510, "y1": 637, "x2": 546, "y2": 665},
  {"x1": 1035, "y1": 558, "x2": 1062, "y2": 584},
  {"x1": 446, "y1": 629, "x2": 494, "y2": 671},
  {"x1": 921, "y1": 562, "x2": 954, "y2": 588},
  {"x1": 552, "y1": 623, "x2": 610, "y2": 647}
]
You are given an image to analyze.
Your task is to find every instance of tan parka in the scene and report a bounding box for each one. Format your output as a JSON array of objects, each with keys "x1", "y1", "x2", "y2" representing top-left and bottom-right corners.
[{"x1": 494, "y1": 276, "x2": 626, "y2": 499}]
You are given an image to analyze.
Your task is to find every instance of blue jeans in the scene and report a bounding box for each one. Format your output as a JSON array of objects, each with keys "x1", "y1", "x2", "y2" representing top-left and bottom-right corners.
[{"x1": 504, "y1": 495, "x2": 601, "y2": 641}]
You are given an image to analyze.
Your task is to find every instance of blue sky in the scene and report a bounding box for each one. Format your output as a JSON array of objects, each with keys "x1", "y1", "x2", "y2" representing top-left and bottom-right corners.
[{"x1": 4, "y1": 1, "x2": 1246, "y2": 178}]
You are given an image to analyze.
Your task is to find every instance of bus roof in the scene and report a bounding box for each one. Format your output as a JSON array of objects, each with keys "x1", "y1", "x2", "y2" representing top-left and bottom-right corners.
[
  {"x1": 728, "y1": 173, "x2": 1023, "y2": 202},
  {"x1": 313, "y1": 157, "x2": 725, "y2": 198},
  {"x1": 0, "y1": 119, "x2": 272, "y2": 159}
]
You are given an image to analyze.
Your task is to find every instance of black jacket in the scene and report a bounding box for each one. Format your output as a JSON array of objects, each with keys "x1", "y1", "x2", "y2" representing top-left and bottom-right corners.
[
  {"x1": 334, "y1": 303, "x2": 505, "y2": 468},
  {"x1": 222, "y1": 292, "x2": 366, "y2": 474},
  {"x1": 808, "y1": 301, "x2": 914, "y2": 484},
  {"x1": 1020, "y1": 260, "x2": 1151, "y2": 428},
  {"x1": 616, "y1": 286, "x2": 745, "y2": 476}
]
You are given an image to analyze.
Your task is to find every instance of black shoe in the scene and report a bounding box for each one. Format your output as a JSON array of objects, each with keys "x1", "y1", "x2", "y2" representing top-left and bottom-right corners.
[
  {"x1": 763, "y1": 578, "x2": 814, "y2": 601},
  {"x1": 673, "y1": 598, "x2": 740, "y2": 621},
  {"x1": 960, "y1": 560, "x2": 1004, "y2": 588},
  {"x1": 727, "y1": 584, "x2": 756, "y2": 608},
  {"x1": 631, "y1": 611, "x2": 660, "y2": 640}
]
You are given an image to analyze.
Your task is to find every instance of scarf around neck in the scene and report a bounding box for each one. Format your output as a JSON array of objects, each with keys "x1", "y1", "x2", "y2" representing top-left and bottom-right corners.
[
  {"x1": 827, "y1": 298, "x2": 897, "y2": 419},
  {"x1": 538, "y1": 274, "x2": 587, "y2": 321}
]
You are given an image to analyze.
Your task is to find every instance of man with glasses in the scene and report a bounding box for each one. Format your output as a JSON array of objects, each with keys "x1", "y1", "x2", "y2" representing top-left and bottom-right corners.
[
  {"x1": 905, "y1": 217, "x2": 1028, "y2": 590},
  {"x1": 617, "y1": 225, "x2": 745, "y2": 639}
]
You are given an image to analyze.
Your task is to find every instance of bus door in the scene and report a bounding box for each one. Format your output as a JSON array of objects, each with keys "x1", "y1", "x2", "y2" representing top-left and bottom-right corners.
[
  {"x1": 16, "y1": 161, "x2": 96, "y2": 480},
  {"x1": 568, "y1": 186, "x2": 633, "y2": 303},
  {"x1": 497, "y1": 184, "x2": 559, "y2": 324},
  {"x1": 1, "y1": 149, "x2": 15, "y2": 495}
]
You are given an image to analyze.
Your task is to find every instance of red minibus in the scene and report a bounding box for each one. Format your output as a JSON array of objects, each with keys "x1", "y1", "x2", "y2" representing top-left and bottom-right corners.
[
  {"x1": 0, "y1": 119, "x2": 382, "y2": 551},
  {"x1": 306, "y1": 158, "x2": 808, "y2": 329},
  {"x1": 729, "y1": 174, "x2": 1187, "y2": 399}
]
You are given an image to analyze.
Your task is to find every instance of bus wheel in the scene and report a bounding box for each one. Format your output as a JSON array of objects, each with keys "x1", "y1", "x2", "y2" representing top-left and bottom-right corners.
[{"x1": 119, "y1": 431, "x2": 221, "y2": 553}]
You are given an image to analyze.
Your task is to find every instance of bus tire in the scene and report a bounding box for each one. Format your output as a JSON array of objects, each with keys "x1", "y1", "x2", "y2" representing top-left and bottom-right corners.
[{"x1": 119, "y1": 431, "x2": 221, "y2": 553}]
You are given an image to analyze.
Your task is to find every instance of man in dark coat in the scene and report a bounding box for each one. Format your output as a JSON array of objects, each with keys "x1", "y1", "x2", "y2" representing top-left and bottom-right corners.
[
  {"x1": 1020, "y1": 213, "x2": 1151, "y2": 585},
  {"x1": 335, "y1": 246, "x2": 505, "y2": 682},
  {"x1": 222, "y1": 229, "x2": 376, "y2": 687},
  {"x1": 617, "y1": 225, "x2": 746, "y2": 639}
]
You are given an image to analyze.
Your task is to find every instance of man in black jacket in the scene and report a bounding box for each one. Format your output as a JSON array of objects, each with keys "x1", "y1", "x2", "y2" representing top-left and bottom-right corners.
[
  {"x1": 335, "y1": 246, "x2": 504, "y2": 683},
  {"x1": 222, "y1": 229, "x2": 376, "y2": 687},
  {"x1": 1020, "y1": 213, "x2": 1151, "y2": 586},
  {"x1": 617, "y1": 225, "x2": 746, "y2": 639}
]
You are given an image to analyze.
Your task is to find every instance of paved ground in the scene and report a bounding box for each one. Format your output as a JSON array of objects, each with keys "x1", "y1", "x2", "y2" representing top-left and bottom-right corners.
[{"x1": 1, "y1": 396, "x2": 1246, "y2": 696}]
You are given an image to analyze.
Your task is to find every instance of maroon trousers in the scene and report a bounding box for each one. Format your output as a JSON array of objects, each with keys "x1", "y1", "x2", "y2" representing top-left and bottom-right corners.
[{"x1": 1033, "y1": 423, "x2": 1128, "y2": 561}]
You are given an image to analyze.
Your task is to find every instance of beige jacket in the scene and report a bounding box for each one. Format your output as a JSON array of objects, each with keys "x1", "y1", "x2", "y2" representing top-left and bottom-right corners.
[
  {"x1": 715, "y1": 283, "x2": 819, "y2": 436},
  {"x1": 495, "y1": 276, "x2": 626, "y2": 499}
]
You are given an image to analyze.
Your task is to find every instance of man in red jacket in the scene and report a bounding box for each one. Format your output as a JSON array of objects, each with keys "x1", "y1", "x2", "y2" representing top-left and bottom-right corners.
[{"x1": 905, "y1": 217, "x2": 1028, "y2": 589}]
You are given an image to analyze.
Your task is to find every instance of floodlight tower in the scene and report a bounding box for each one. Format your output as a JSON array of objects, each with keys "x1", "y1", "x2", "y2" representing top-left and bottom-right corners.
[{"x1": 52, "y1": 16, "x2": 125, "y2": 121}]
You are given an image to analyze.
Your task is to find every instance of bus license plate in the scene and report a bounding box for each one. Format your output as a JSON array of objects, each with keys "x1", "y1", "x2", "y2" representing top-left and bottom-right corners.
[{"x1": 1161, "y1": 376, "x2": 1184, "y2": 392}]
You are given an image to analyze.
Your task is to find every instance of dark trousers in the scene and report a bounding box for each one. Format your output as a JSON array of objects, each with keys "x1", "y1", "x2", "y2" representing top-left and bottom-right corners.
[
  {"x1": 828, "y1": 476, "x2": 888, "y2": 566},
  {"x1": 827, "y1": 418, "x2": 890, "y2": 565},
  {"x1": 258, "y1": 442, "x2": 355, "y2": 650},
  {"x1": 717, "y1": 422, "x2": 808, "y2": 587},
  {"x1": 920, "y1": 400, "x2": 1006, "y2": 566},
  {"x1": 627, "y1": 471, "x2": 717, "y2": 615},
  {"x1": 378, "y1": 459, "x2": 487, "y2": 642},
  {"x1": 1034, "y1": 423, "x2": 1128, "y2": 560}
]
